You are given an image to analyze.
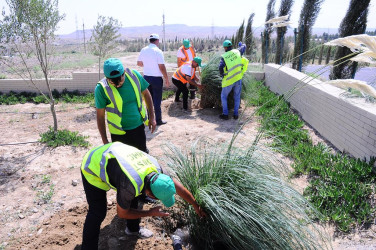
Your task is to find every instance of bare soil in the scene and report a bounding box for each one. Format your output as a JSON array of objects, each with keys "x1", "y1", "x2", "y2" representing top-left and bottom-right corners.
[{"x1": 0, "y1": 98, "x2": 375, "y2": 249}]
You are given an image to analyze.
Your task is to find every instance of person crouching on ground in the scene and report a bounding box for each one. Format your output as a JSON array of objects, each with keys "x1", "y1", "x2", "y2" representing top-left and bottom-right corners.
[
  {"x1": 172, "y1": 57, "x2": 203, "y2": 111},
  {"x1": 80, "y1": 142, "x2": 206, "y2": 250}
]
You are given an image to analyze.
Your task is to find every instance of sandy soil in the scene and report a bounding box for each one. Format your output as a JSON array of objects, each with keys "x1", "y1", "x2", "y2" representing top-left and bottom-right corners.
[{"x1": 0, "y1": 98, "x2": 375, "y2": 249}]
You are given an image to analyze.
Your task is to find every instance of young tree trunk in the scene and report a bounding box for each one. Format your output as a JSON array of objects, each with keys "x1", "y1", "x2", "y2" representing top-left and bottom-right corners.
[
  {"x1": 318, "y1": 44, "x2": 324, "y2": 64},
  {"x1": 325, "y1": 46, "x2": 331, "y2": 64}
]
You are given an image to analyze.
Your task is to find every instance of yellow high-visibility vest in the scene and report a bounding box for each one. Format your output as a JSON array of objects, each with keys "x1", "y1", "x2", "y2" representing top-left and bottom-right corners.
[
  {"x1": 98, "y1": 68, "x2": 149, "y2": 135},
  {"x1": 81, "y1": 142, "x2": 160, "y2": 196},
  {"x1": 221, "y1": 49, "x2": 243, "y2": 88}
]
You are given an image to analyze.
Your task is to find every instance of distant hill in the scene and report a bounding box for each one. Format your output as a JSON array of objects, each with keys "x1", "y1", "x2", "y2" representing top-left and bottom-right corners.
[{"x1": 58, "y1": 24, "x2": 376, "y2": 41}]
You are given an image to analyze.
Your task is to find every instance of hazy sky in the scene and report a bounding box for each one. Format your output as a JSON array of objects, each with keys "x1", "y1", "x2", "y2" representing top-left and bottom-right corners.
[{"x1": 1, "y1": 0, "x2": 376, "y2": 35}]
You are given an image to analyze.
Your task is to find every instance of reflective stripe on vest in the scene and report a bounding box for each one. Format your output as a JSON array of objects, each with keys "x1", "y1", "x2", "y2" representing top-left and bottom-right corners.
[
  {"x1": 81, "y1": 142, "x2": 161, "y2": 196},
  {"x1": 221, "y1": 49, "x2": 243, "y2": 88},
  {"x1": 173, "y1": 62, "x2": 194, "y2": 84},
  {"x1": 98, "y1": 69, "x2": 149, "y2": 135},
  {"x1": 178, "y1": 46, "x2": 196, "y2": 64}
]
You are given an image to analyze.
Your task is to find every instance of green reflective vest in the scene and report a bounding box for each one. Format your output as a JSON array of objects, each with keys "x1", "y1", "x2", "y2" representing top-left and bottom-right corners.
[
  {"x1": 221, "y1": 49, "x2": 243, "y2": 87},
  {"x1": 81, "y1": 142, "x2": 160, "y2": 196},
  {"x1": 98, "y1": 68, "x2": 149, "y2": 135}
]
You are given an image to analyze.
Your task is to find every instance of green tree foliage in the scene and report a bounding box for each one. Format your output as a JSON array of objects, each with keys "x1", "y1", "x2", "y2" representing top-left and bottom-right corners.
[
  {"x1": 233, "y1": 20, "x2": 245, "y2": 47},
  {"x1": 329, "y1": 0, "x2": 370, "y2": 80},
  {"x1": 91, "y1": 16, "x2": 121, "y2": 79},
  {"x1": 244, "y1": 13, "x2": 255, "y2": 56},
  {"x1": 262, "y1": 0, "x2": 276, "y2": 64},
  {"x1": 292, "y1": 0, "x2": 324, "y2": 70},
  {"x1": 275, "y1": 0, "x2": 294, "y2": 64},
  {"x1": 0, "y1": 0, "x2": 65, "y2": 132}
]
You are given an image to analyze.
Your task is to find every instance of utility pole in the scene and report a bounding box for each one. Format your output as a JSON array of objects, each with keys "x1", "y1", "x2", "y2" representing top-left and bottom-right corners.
[
  {"x1": 162, "y1": 11, "x2": 166, "y2": 52},
  {"x1": 75, "y1": 15, "x2": 79, "y2": 42},
  {"x1": 83, "y1": 20, "x2": 86, "y2": 54}
]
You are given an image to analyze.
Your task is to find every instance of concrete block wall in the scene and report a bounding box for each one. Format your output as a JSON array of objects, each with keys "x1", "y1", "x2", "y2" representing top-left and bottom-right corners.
[
  {"x1": 264, "y1": 64, "x2": 376, "y2": 161},
  {"x1": 0, "y1": 71, "x2": 263, "y2": 94}
]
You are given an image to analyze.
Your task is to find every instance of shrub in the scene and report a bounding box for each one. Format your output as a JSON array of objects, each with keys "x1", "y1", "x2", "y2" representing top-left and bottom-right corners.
[
  {"x1": 165, "y1": 140, "x2": 327, "y2": 250},
  {"x1": 39, "y1": 127, "x2": 90, "y2": 148}
]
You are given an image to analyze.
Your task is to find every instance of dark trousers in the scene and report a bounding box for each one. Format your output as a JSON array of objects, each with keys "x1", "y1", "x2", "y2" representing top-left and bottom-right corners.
[
  {"x1": 111, "y1": 124, "x2": 147, "y2": 153},
  {"x1": 144, "y1": 75, "x2": 163, "y2": 123},
  {"x1": 81, "y1": 173, "x2": 141, "y2": 249},
  {"x1": 172, "y1": 78, "x2": 189, "y2": 110}
]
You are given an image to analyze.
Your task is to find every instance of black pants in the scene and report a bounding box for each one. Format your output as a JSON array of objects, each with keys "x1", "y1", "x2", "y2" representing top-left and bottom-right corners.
[
  {"x1": 81, "y1": 173, "x2": 140, "y2": 249},
  {"x1": 144, "y1": 75, "x2": 164, "y2": 123},
  {"x1": 172, "y1": 78, "x2": 189, "y2": 110},
  {"x1": 111, "y1": 124, "x2": 147, "y2": 153}
]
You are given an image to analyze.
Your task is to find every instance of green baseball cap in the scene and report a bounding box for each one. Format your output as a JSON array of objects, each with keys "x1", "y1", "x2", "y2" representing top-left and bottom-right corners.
[
  {"x1": 183, "y1": 39, "x2": 190, "y2": 48},
  {"x1": 223, "y1": 40, "x2": 232, "y2": 47},
  {"x1": 150, "y1": 174, "x2": 176, "y2": 207},
  {"x1": 103, "y1": 58, "x2": 124, "y2": 78},
  {"x1": 193, "y1": 57, "x2": 202, "y2": 67}
]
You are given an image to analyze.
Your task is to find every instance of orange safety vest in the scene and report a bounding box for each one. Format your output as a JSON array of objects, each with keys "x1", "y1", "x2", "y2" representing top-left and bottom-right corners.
[
  {"x1": 173, "y1": 61, "x2": 195, "y2": 84},
  {"x1": 178, "y1": 46, "x2": 196, "y2": 67}
]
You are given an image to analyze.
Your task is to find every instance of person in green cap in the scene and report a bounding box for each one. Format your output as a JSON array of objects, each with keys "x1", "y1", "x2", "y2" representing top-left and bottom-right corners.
[
  {"x1": 218, "y1": 40, "x2": 248, "y2": 120},
  {"x1": 177, "y1": 39, "x2": 198, "y2": 99},
  {"x1": 172, "y1": 57, "x2": 203, "y2": 110},
  {"x1": 81, "y1": 142, "x2": 205, "y2": 249}
]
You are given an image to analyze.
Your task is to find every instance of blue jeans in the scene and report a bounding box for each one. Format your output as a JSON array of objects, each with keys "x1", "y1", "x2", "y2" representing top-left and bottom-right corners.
[
  {"x1": 144, "y1": 75, "x2": 163, "y2": 123},
  {"x1": 221, "y1": 79, "x2": 242, "y2": 116}
]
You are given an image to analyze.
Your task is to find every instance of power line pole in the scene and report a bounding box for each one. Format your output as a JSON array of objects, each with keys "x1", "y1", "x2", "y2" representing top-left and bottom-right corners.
[
  {"x1": 83, "y1": 20, "x2": 86, "y2": 54},
  {"x1": 162, "y1": 11, "x2": 166, "y2": 51},
  {"x1": 75, "y1": 15, "x2": 79, "y2": 42}
]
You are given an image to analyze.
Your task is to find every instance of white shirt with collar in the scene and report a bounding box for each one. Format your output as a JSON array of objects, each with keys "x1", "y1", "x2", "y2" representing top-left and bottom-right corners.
[{"x1": 138, "y1": 43, "x2": 165, "y2": 77}]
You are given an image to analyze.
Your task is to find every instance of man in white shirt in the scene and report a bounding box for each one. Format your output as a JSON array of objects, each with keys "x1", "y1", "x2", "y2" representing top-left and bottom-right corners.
[{"x1": 137, "y1": 34, "x2": 170, "y2": 126}]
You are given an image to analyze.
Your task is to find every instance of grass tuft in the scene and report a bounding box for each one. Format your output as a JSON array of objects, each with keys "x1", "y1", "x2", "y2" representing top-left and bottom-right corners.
[{"x1": 39, "y1": 127, "x2": 90, "y2": 148}]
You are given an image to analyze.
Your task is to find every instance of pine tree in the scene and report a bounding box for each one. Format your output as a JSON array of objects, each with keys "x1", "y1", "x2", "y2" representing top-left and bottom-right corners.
[
  {"x1": 292, "y1": 0, "x2": 324, "y2": 70},
  {"x1": 262, "y1": 0, "x2": 276, "y2": 63},
  {"x1": 275, "y1": 0, "x2": 294, "y2": 64},
  {"x1": 329, "y1": 0, "x2": 370, "y2": 80},
  {"x1": 245, "y1": 13, "x2": 255, "y2": 56}
]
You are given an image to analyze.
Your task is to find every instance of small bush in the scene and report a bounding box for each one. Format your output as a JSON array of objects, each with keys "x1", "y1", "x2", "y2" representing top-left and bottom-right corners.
[
  {"x1": 162, "y1": 90, "x2": 175, "y2": 100},
  {"x1": 39, "y1": 127, "x2": 90, "y2": 148}
]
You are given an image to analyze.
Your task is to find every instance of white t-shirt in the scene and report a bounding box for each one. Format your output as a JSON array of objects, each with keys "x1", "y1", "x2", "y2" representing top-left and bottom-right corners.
[
  {"x1": 177, "y1": 47, "x2": 194, "y2": 61},
  {"x1": 138, "y1": 44, "x2": 165, "y2": 77},
  {"x1": 173, "y1": 63, "x2": 194, "y2": 80}
]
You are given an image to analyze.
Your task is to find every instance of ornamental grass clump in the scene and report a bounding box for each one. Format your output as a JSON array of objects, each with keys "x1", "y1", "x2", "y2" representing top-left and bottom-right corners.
[
  {"x1": 200, "y1": 54, "x2": 253, "y2": 109},
  {"x1": 165, "y1": 140, "x2": 328, "y2": 250}
]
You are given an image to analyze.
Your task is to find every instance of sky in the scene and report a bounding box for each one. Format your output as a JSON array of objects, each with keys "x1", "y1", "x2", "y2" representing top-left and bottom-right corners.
[{"x1": 1, "y1": 0, "x2": 376, "y2": 35}]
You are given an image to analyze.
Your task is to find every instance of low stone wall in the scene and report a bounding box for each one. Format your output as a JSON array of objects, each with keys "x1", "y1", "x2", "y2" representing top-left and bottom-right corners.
[
  {"x1": 264, "y1": 64, "x2": 376, "y2": 161},
  {"x1": 0, "y1": 71, "x2": 264, "y2": 94}
]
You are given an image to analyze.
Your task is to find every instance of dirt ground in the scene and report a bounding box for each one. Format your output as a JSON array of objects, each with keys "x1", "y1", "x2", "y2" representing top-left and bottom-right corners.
[{"x1": 0, "y1": 97, "x2": 376, "y2": 250}]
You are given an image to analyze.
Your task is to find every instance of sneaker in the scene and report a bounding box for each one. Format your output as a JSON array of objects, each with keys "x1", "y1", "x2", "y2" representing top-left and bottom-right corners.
[
  {"x1": 233, "y1": 115, "x2": 239, "y2": 120},
  {"x1": 125, "y1": 227, "x2": 154, "y2": 239},
  {"x1": 219, "y1": 114, "x2": 229, "y2": 120},
  {"x1": 156, "y1": 120, "x2": 167, "y2": 126}
]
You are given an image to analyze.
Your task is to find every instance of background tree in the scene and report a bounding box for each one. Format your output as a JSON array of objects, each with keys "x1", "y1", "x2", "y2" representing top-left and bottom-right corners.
[
  {"x1": 275, "y1": 0, "x2": 294, "y2": 64},
  {"x1": 0, "y1": 0, "x2": 65, "y2": 132},
  {"x1": 233, "y1": 20, "x2": 245, "y2": 47},
  {"x1": 292, "y1": 0, "x2": 324, "y2": 70},
  {"x1": 245, "y1": 13, "x2": 255, "y2": 57},
  {"x1": 91, "y1": 16, "x2": 121, "y2": 79},
  {"x1": 262, "y1": 0, "x2": 276, "y2": 64},
  {"x1": 329, "y1": 0, "x2": 370, "y2": 80}
]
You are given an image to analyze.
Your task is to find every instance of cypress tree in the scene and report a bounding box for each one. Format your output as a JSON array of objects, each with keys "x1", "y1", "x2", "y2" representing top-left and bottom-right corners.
[
  {"x1": 262, "y1": 0, "x2": 276, "y2": 64},
  {"x1": 245, "y1": 13, "x2": 255, "y2": 56},
  {"x1": 292, "y1": 0, "x2": 324, "y2": 70},
  {"x1": 329, "y1": 0, "x2": 370, "y2": 80},
  {"x1": 275, "y1": 0, "x2": 294, "y2": 64},
  {"x1": 234, "y1": 20, "x2": 245, "y2": 46}
]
